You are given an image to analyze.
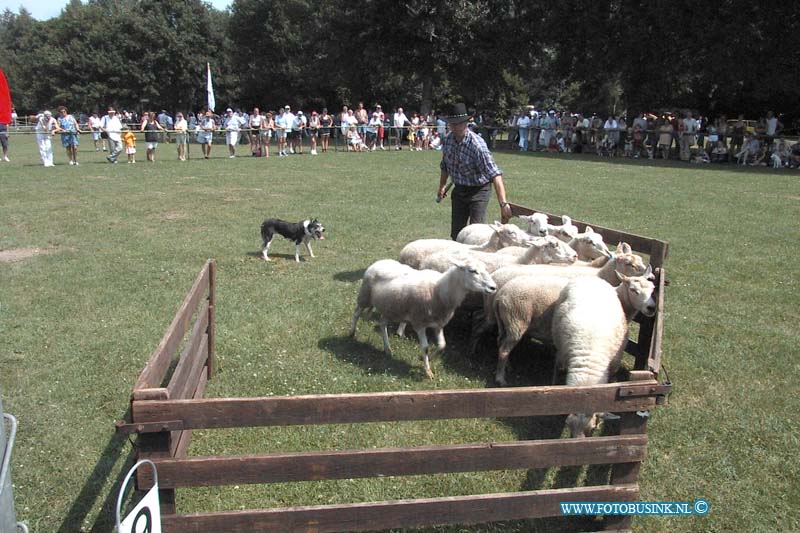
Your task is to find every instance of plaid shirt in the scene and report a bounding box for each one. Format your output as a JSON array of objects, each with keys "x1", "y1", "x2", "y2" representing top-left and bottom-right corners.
[{"x1": 440, "y1": 129, "x2": 502, "y2": 186}]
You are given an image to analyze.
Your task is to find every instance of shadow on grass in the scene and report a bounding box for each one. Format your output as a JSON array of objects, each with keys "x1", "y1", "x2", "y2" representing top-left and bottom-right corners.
[
  {"x1": 332, "y1": 268, "x2": 365, "y2": 283},
  {"x1": 318, "y1": 335, "x2": 419, "y2": 379},
  {"x1": 246, "y1": 250, "x2": 316, "y2": 262},
  {"x1": 57, "y1": 410, "x2": 136, "y2": 532}
]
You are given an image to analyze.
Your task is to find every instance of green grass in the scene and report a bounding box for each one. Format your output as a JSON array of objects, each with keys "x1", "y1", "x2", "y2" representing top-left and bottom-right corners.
[{"x1": 1, "y1": 136, "x2": 798, "y2": 532}]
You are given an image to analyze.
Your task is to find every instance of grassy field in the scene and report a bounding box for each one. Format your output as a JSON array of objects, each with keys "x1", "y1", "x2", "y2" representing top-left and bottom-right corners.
[{"x1": 1, "y1": 136, "x2": 798, "y2": 532}]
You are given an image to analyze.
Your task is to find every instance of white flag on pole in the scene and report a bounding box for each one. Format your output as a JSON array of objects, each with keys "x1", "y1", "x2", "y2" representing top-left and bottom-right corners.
[{"x1": 206, "y1": 62, "x2": 215, "y2": 112}]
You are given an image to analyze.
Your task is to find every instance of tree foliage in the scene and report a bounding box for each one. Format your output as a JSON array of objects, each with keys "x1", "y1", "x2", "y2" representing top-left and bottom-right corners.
[{"x1": 0, "y1": 0, "x2": 797, "y2": 122}]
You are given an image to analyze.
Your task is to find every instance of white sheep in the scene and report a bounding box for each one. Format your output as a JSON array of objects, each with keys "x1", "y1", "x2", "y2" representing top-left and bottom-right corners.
[
  {"x1": 457, "y1": 213, "x2": 573, "y2": 245},
  {"x1": 349, "y1": 257, "x2": 497, "y2": 378},
  {"x1": 492, "y1": 267, "x2": 654, "y2": 390},
  {"x1": 552, "y1": 270, "x2": 656, "y2": 438},
  {"x1": 497, "y1": 226, "x2": 610, "y2": 262},
  {"x1": 419, "y1": 236, "x2": 577, "y2": 274},
  {"x1": 400, "y1": 222, "x2": 532, "y2": 269},
  {"x1": 547, "y1": 215, "x2": 579, "y2": 242},
  {"x1": 456, "y1": 221, "x2": 533, "y2": 245},
  {"x1": 482, "y1": 243, "x2": 647, "y2": 328}
]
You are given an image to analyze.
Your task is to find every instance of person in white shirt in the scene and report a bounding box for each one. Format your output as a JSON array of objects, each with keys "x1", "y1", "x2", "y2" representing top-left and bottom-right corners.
[
  {"x1": 367, "y1": 112, "x2": 382, "y2": 151},
  {"x1": 35, "y1": 110, "x2": 57, "y2": 166},
  {"x1": 101, "y1": 107, "x2": 124, "y2": 164},
  {"x1": 393, "y1": 107, "x2": 410, "y2": 150},
  {"x1": 224, "y1": 108, "x2": 243, "y2": 158},
  {"x1": 174, "y1": 112, "x2": 188, "y2": 161},
  {"x1": 680, "y1": 111, "x2": 698, "y2": 161},
  {"x1": 275, "y1": 108, "x2": 288, "y2": 156},
  {"x1": 764, "y1": 110, "x2": 783, "y2": 145},
  {"x1": 88, "y1": 113, "x2": 106, "y2": 152},
  {"x1": 603, "y1": 115, "x2": 619, "y2": 149},
  {"x1": 283, "y1": 105, "x2": 297, "y2": 154},
  {"x1": 516, "y1": 112, "x2": 531, "y2": 151}
]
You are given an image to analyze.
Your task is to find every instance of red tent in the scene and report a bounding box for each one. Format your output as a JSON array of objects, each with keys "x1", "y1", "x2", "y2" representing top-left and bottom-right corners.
[{"x1": 0, "y1": 68, "x2": 12, "y2": 124}]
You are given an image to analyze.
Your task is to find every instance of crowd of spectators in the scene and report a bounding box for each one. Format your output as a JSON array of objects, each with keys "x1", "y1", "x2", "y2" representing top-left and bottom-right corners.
[
  {"x1": 507, "y1": 107, "x2": 800, "y2": 168},
  {"x1": 7, "y1": 102, "x2": 800, "y2": 169}
]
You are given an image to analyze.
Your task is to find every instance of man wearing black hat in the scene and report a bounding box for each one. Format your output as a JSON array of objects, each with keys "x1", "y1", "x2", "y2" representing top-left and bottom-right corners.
[{"x1": 437, "y1": 103, "x2": 513, "y2": 240}]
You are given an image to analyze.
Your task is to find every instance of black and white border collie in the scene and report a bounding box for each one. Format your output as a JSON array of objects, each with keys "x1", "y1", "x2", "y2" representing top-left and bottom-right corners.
[{"x1": 260, "y1": 218, "x2": 325, "y2": 262}]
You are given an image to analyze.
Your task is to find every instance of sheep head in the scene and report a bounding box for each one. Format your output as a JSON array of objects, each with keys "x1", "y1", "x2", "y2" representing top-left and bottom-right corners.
[
  {"x1": 534, "y1": 235, "x2": 578, "y2": 264},
  {"x1": 616, "y1": 266, "x2": 656, "y2": 317},
  {"x1": 519, "y1": 213, "x2": 549, "y2": 236},
  {"x1": 491, "y1": 221, "x2": 533, "y2": 248},
  {"x1": 569, "y1": 227, "x2": 610, "y2": 260},
  {"x1": 612, "y1": 250, "x2": 648, "y2": 277},
  {"x1": 450, "y1": 257, "x2": 497, "y2": 294}
]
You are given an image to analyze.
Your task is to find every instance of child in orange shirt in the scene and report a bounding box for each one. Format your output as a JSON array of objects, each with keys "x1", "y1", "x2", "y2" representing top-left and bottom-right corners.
[{"x1": 123, "y1": 128, "x2": 137, "y2": 163}]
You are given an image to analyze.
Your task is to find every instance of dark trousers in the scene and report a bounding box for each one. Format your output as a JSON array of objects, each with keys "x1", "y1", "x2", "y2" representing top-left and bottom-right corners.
[{"x1": 450, "y1": 183, "x2": 492, "y2": 240}]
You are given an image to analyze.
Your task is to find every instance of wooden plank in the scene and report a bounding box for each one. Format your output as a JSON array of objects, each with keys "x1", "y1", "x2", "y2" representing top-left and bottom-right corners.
[
  {"x1": 207, "y1": 260, "x2": 216, "y2": 379},
  {"x1": 168, "y1": 332, "x2": 209, "y2": 401},
  {"x1": 161, "y1": 484, "x2": 639, "y2": 532},
  {"x1": 166, "y1": 302, "x2": 209, "y2": 399},
  {"x1": 607, "y1": 371, "x2": 651, "y2": 531},
  {"x1": 133, "y1": 261, "x2": 211, "y2": 391},
  {"x1": 132, "y1": 381, "x2": 663, "y2": 430},
  {"x1": 508, "y1": 204, "x2": 669, "y2": 260},
  {"x1": 172, "y1": 367, "x2": 209, "y2": 460},
  {"x1": 140, "y1": 435, "x2": 647, "y2": 489},
  {"x1": 131, "y1": 387, "x2": 169, "y2": 401},
  {"x1": 647, "y1": 267, "x2": 667, "y2": 374}
]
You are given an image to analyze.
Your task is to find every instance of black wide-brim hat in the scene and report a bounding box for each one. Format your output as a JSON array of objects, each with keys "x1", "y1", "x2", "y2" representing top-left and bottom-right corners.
[{"x1": 441, "y1": 102, "x2": 472, "y2": 124}]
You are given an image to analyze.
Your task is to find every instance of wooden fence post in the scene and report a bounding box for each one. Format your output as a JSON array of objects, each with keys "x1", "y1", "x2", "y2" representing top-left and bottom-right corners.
[
  {"x1": 605, "y1": 370, "x2": 652, "y2": 531},
  {"x1": 207, "y1": 259, "x2": 216, "y2": 378}
]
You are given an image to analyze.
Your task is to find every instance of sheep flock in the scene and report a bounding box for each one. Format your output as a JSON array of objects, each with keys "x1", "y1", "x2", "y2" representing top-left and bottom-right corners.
[{"x1": 349, "y1": 215, "x2": 660, "y2": 438}]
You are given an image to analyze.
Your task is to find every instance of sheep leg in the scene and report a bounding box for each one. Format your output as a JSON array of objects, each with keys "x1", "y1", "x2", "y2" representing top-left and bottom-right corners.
[
  {"x1": 379, "y1": 317, "x2": 393, "y2": 354},
  {"x1": 348, "y1": 306, "x2": 363, "y2": 337},
  {"x1": 495, "y1": 333, "x2": 521, "y2": 386},
  {"x1": 397, "y1": 322, "x2": 407, "y2": 337},
  {"x1": 414, "y1": 326, "x2": 435, "y2": 379}
]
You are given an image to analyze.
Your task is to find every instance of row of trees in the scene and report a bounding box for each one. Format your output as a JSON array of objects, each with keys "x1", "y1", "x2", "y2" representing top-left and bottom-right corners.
[{"x1": 1, "y1": 0, "x2": 798, "y2": 122}]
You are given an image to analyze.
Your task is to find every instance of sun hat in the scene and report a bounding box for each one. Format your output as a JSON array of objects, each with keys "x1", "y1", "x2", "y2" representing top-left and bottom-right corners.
[{"x1": 441, "y1": 102, "x2": 471, "y2": 124}]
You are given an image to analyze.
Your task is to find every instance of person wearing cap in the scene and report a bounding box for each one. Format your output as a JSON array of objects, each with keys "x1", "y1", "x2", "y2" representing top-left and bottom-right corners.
[
  {"x1": 293, "y1": 110, "x2": 307, "y2": 154},
  {"x1": 437, "y1": 103, "x2": 513, "y2": 240},
  {"x1": 101, "y1": 107, "x2": 124, "y2": 163},
  {"x1": 35, "y1": 110, "x2": 57, "y2": 167},
  {"x1": 224, "y1": 107, "x2": 244, "y2": 158}
]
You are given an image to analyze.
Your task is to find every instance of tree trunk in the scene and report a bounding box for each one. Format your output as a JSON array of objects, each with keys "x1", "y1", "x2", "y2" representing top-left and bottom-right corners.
[{"x1": 421, "y1": 71, "x2": 433, "y2": 116}]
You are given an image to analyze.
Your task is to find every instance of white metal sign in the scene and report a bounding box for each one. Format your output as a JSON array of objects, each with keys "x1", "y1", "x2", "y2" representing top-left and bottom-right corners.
[{"x1": 116, "y1": 459, "x2": 161, "y2": 533}]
